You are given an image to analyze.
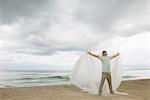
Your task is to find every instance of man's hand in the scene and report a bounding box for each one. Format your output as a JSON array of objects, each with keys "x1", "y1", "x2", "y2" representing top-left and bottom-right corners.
[
  {"x1": 117, "y1": 52, "x2": 120, "y2": 56},
  {"x1": 86, "y1": 50, "x2": 99, "y2": 58},
  {"x1": 87, "y1": 50, "x2": 91, "y2": 55},
  {"x1": 111, "y1": 52, "x2": 120, "y2": 59}
]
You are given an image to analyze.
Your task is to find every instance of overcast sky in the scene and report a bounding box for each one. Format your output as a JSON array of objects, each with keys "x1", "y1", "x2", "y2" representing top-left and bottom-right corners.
[{"x1": 0, "y1": 0, "x2": 149, "y2": 70}]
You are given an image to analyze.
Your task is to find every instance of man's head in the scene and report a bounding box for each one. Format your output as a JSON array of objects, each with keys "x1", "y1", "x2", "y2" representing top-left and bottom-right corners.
[{"x1": 102, "y1": 51, "x2": 107, "y2": 56}]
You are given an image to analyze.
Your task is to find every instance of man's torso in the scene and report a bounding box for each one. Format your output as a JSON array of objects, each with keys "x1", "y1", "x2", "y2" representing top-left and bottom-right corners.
[{"x1": 98, "y1": 56, "x2": 111, "y2": 73}]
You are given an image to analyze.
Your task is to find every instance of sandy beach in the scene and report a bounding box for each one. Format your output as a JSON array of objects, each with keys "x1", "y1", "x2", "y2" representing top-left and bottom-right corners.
[{"x1": 0, "y1": 79, "x2": 150, "y2": 100}]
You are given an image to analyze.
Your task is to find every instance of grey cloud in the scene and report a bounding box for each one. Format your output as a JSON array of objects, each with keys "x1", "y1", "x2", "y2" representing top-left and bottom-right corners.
[
  {"x1": 12, "y1": 36, "x2": 96, "y2": 55},
  {"x1": 0, "y1": 0, "x2": 149, "y2": 56},
  {"x1": 74, "y1": 0, "x2": 149, "y2": 34},
  {"x1": 1, "y1": 0, "x2": 53, "y2": 24}
]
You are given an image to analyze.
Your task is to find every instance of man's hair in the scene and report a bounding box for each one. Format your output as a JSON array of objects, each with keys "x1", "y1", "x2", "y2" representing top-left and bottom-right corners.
[{"x1": 102, "y1": 51, "x2": 107, "y2": 54}]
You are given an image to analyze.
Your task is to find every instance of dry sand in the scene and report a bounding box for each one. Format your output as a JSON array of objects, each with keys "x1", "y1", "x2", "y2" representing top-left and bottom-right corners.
[{"x1": 0, "y1": 79, "x2": 150, "y2": 100}]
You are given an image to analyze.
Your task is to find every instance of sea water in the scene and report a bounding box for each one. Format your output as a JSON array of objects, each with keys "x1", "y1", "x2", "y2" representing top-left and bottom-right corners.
[
  {"x1": 0, "y1": 70, "x2": 70, "y2": 88},
  {"x1": 0, "y1": 69, "x2": 150, "y2": 88}
]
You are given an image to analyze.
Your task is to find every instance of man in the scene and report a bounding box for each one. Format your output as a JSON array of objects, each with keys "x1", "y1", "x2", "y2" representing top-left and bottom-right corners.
[{"x1": 87, "y1": 50, "x2": 119, "y2": 95}]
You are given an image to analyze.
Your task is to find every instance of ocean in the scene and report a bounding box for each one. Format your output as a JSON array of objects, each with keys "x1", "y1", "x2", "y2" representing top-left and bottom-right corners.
[
  {"x1": 0, "y1": 69, "x2": 150, "y2": 88},
  {"x1": 0, "y1": 70, "x2": 70, "y2": 88}
]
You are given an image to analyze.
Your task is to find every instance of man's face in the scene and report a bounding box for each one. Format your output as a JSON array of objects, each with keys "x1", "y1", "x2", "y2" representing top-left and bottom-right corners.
[{"x1": 102, "y1": 51, "x2": 107, "y2": 56}]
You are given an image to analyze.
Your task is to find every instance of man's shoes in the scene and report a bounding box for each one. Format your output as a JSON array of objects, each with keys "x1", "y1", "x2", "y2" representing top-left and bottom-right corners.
[
  {"x1": 99, "y1": 91, "x2": 102, "y2": 95},
  {"x1": 110, "y1": 91, "x2": 114, "y2": 94}
]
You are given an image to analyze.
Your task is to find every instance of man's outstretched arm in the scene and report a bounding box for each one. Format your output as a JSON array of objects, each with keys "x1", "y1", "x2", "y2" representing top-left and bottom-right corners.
[
  {"x1": 87, "y1": 51, "x2": 99, "y2": 58},
  {"x1": 111, "y1": 52, "x2": 120, "y2": 59}
]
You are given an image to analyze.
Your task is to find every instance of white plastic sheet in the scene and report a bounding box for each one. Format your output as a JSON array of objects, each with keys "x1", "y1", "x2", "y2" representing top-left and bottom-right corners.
[
  {"x1": 69, "y1": 53, "x2": 122, "y2": 95},
  {"x1": 69, "y1": 37, "x2": 125, "y2": 95}
]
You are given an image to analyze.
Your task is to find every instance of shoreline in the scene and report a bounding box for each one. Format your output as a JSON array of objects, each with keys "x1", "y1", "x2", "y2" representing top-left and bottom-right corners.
[
  {"x1": 0, "y1": 79, "x2": 150, "y2": 100},
  {"x1": 1, "y1": 69, "x2": 149, "y2": 88},
  {"x1": 0, "y1": 77, "x2": 149, "y2": 89}
]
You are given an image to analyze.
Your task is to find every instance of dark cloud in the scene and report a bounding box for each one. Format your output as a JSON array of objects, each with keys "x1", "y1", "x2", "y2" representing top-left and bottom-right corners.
[{"x1": 1, "y1": 0, "x2": 52, "y2": 24}]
